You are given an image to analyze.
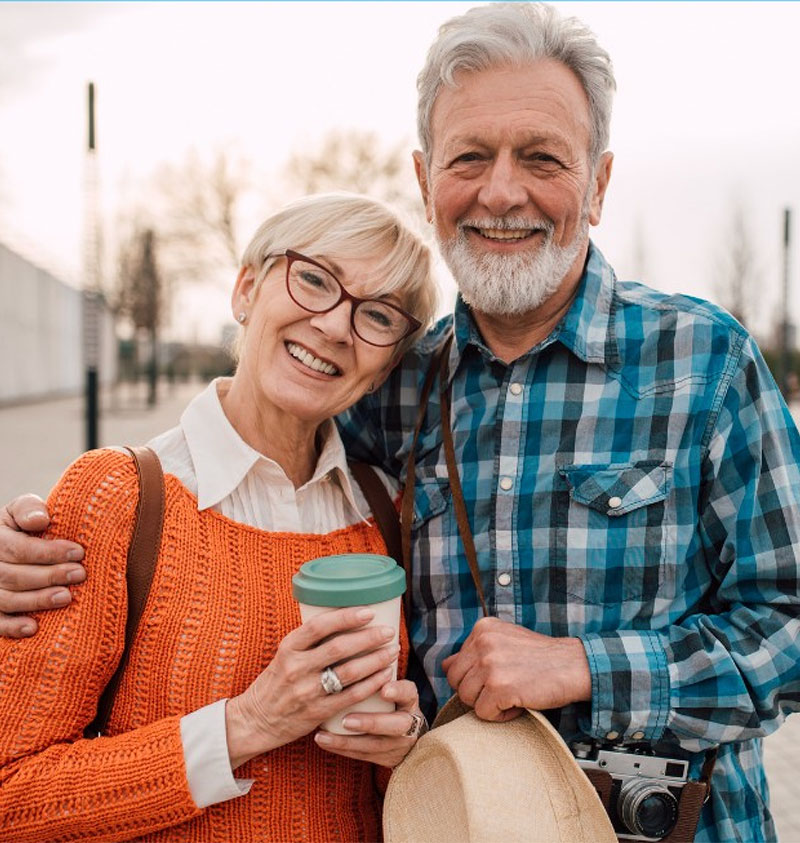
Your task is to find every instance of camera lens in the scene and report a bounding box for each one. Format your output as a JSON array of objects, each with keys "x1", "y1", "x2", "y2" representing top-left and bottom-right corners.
[{"x1": 618, "y1": 779, "x2": 679, "y2": 840}]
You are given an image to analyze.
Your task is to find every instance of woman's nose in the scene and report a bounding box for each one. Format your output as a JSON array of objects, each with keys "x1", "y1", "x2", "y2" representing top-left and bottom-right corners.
[{"x1": 308, "y1": 300, "x2": 355, "y2": 344}]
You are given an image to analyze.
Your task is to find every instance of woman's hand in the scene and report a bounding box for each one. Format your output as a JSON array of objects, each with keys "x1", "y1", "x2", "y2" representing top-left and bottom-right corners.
[
  {"x1": 225, "y1": 606, "x2": 400, "y2": 769},
  {"x1": 313, "y1": 679, "x2": 425, "y2": 769}
]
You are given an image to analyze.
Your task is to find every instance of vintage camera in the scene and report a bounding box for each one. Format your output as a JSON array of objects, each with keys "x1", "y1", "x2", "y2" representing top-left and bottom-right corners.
[{"x1": 572, "y1": 740, "x2": 690, "y2": 841}]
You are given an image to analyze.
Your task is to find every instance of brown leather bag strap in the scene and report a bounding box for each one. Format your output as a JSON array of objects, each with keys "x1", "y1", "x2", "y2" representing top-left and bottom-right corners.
[
  {"x1": 400, "y1": 334, "x2": 455, "y2": 620},
  {"x1": 348, "y1": 460, "x2": 402, "y2": 566},
  {"x1": 436, "y1": 345, "x2": 489, "y2": 617},
  {"x1": 86, "y1": 445, "x2": 165, "y2": 737}
]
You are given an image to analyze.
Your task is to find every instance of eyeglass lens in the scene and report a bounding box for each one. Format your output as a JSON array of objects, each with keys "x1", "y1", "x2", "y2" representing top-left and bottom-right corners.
[{"x1": 287, "y1": 259, "x2": 410, "y2": 346}]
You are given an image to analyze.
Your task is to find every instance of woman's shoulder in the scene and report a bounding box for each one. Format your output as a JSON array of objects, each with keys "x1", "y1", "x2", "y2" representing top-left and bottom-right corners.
[{"x1": 46, "y1": 448, "x2": 141, "y2": 544}]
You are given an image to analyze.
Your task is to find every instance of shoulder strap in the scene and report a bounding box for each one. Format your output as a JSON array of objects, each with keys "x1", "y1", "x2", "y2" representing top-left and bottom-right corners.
[
  {"x1": 348, "y1": 460, "x2": 402, "y2": 567},
  {"x1": 85, "y1": 445, "x2": 165, "y2": 737}
]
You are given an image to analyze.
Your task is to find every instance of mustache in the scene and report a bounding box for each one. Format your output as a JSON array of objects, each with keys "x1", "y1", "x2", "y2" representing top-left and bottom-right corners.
[{"x1": 457, "y1": 216, "x2": 555, "y2": 234}]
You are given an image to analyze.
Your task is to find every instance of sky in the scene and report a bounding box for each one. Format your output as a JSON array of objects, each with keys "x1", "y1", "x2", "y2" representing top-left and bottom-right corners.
[{"x1": 1, "y1": 1, "x2": 799, "y2": 344}]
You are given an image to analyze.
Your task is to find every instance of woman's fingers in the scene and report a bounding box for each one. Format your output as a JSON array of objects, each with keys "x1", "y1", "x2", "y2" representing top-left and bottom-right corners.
[{"x1": 288, "y1": 606, "x2": 375, "y2": 650}]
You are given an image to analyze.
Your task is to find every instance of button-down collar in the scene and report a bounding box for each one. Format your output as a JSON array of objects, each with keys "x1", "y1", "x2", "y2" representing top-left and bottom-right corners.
[{"x1": 181, "y1": 378, "x2": 367, "y2": 519}]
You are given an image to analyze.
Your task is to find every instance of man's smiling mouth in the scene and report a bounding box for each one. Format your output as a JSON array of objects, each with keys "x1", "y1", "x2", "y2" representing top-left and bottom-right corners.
[{"x1": 285, "y1": 342, "x2": 341, "y2": 376}]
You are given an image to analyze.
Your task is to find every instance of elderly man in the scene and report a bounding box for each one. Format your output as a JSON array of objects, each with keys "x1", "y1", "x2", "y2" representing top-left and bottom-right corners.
[{"x1": 1, "y1": 4, "x2": 799, "y2": 841}]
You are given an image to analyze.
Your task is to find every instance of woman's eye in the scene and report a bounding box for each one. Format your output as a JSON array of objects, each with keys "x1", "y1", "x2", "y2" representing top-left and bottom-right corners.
[{"x1": 299, "y1": 270, "x2": 327, "y2": 288}]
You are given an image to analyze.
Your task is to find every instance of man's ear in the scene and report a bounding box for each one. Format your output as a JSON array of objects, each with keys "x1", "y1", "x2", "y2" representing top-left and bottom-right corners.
[
  {"x1": 413, "y1": 150, "x2": 433, "y2": 223},
  {"x1": 231, "y1": 266, "x2": 256, "y2": 318},
  {"x1": 588, "y1": 151, "x2": 613, "y2": 227}
]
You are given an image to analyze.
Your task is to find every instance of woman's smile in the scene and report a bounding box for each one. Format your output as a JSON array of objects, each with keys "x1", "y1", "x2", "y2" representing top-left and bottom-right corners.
[{"x1": 285, "y1": 341, "x2": 341, "y2": 377}]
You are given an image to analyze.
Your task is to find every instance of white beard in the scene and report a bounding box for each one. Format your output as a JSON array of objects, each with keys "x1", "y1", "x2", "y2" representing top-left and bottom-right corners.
[{"x1": 439, "y1": 214, "x2": 589, "y2": 317}]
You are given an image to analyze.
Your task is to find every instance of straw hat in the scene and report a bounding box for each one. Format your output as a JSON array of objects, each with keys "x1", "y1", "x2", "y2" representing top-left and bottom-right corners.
[{"x1": 383, "y1": 697, "x2": 616, "y2": 843}]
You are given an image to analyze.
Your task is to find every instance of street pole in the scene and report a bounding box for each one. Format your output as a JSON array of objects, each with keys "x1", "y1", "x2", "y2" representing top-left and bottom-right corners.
[
  {"x1": 780, "y1": 209, "x2": 793, "y2": 397},
  {"x1": 83, "y1": 82, "x2": 101, "y2": 450}
]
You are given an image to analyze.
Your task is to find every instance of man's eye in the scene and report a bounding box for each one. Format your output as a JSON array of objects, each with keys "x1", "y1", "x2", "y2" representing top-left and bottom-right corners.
[
  {"x1": 451, "y1": 152, "x2": 483, "y2": 165},
  {"x1": 527, "y1": 153, "x2": 561, "y2": 166}
]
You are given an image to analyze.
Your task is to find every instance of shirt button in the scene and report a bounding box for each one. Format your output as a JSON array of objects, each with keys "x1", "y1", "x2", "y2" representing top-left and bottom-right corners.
[
  {"x1": 497, "y1": 572, "x2": 512, "y2": 587},
  {"x1": 509, "y1": 382, "x2": 523, "y2": 396},
  {"x1": 605, "y1": 730, "x2": 620, "y2": 741},
  {"x1": 608, "y1": 496, "x2": 623, "y2": 509},
  {"x1": 632, "y1": 731, "x2": 645, "y2": 741},
  {"x1": 499, "y1": 476, "x2": 514, "y2": 491}
]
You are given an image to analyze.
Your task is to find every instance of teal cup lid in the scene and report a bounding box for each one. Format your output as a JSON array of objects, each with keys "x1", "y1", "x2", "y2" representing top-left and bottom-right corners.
[{"x1": 292, "y1": 553, "x2": 406, "y2": 607}]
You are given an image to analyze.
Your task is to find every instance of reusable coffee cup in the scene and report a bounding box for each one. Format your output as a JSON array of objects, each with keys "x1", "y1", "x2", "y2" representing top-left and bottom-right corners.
[{"x1": 292, "y1": 553, "x2": 406, "y2": 735}]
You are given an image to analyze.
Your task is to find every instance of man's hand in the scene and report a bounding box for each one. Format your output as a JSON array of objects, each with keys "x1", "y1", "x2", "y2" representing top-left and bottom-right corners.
[
  {"x1": 441, "y1": 617, "x2": 592, "y2": 721},
  {"x1": 0, "y1": 495, "x2": 86, "y2": 638}
]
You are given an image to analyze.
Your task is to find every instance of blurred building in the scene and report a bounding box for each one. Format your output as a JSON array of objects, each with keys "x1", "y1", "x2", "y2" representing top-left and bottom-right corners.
[{"x1": 0, "y1": 241, "x2": 117, "y2": 404}]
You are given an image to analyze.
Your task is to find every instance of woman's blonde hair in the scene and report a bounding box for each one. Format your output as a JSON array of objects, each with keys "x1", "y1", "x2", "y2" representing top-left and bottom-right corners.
[{"x1": 238, "y1": 192, "x2": 437, "y2": 357}]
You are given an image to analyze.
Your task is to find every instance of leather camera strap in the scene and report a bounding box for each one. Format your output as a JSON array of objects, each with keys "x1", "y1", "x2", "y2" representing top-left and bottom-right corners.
[
  {"x1": 436, "y1": 343, "x2": 489, "y2": 617},
  {"x1": 86, "y1": 445, "x2": 165, "y2": 737},
  {"x1": 401, "y1": 331, "x2": 488, "y2": 618}
]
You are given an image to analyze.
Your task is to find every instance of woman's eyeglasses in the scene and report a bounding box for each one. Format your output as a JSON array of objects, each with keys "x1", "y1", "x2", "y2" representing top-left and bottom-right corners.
[{"x1": 266, "y1": 250, "x2": 421, "y2": 347}]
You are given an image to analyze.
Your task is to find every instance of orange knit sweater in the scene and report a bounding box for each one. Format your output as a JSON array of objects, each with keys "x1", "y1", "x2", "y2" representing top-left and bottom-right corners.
[{"x1": 0, "y1": 449, "x2": 407, "y2": 842}]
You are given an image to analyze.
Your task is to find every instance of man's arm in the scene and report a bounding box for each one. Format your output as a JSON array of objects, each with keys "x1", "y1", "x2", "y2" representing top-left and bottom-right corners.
[
  {"x1": 577, "y1": 342, "x2": 800, "y2": 748},
  {"x1": 445, "y1": 340, "x2": 800, "y2": 748},
  {"x1": 0, "y1": 495, "x2": 86, "y2": 637}
]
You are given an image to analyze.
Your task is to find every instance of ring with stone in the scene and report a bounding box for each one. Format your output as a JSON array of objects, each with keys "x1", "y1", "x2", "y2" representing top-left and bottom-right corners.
[
  {"x1": 320, "y1": 666, "x2": 344, "y2": 695},
  {"x1": 405, "y1": 711, "x2": 428, "y2": 739}
]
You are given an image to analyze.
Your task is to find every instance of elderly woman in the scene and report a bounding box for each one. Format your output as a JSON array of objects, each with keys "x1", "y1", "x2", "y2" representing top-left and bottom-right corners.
[{"x1": 0, "y1": 193, "x2": 437, "y2": 842}]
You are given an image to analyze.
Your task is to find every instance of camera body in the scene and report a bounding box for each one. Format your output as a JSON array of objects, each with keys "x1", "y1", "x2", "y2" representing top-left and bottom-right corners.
[{"x1": 572, "y1": 741, "x2": 689, "y2": 841}]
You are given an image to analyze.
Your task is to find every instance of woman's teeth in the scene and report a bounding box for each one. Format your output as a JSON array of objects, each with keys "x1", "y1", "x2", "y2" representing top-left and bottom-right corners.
[{"x1": 286, "y1": 342, "x2": 340, "y2": 375}]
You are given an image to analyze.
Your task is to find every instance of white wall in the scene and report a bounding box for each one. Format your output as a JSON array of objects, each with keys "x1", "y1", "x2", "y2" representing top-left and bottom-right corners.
[{"x1": 0, "y1": 243, "x2": 117, "y2": 403}]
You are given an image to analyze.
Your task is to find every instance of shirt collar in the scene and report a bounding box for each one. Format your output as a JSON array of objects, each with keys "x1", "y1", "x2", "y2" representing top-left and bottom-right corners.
[
  {"x1": 449, "y1": 240, "x2": 619, "y2": 374},
  {"x1": 181, "y1": 378, "x2": 367, "y2": 518}
]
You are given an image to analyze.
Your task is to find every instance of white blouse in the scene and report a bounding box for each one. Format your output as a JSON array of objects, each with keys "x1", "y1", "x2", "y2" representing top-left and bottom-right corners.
[{"x1": 146, "y1": 379, "x2": 397, "y2": 808}]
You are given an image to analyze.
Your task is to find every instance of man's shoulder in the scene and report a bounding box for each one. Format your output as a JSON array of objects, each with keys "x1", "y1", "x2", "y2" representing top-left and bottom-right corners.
[
  {"x1": 614, "y1": 278, "x2": 746, "y2": 336},
  {"x1": 610, "y1": 278, "x2": 753, "y2": 392}
]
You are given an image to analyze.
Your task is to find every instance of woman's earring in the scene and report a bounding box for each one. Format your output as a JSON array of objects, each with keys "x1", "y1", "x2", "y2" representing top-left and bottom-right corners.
[{"x1": 237, "y1": 312, "x2": 247, "y2": 324}]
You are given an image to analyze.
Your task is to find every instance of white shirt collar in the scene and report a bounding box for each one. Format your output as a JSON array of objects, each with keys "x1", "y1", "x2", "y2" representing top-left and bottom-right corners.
[{"x1": 180, "y1": 378, "x2": 367, "y2": 520}]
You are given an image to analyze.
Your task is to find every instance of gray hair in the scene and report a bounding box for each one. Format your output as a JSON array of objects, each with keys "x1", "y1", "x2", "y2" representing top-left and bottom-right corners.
[
  {"x1": 238, "y1": 192, "x2": 437, "y2": 357},
  {"x1": 417, "y1": 2, "x2": 616, "y2": 165}
]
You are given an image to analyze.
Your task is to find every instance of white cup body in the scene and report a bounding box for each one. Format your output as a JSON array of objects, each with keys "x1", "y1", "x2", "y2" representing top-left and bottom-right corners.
[{"x1": 299, "y1": 595, "x2": 401, "y2": 734}]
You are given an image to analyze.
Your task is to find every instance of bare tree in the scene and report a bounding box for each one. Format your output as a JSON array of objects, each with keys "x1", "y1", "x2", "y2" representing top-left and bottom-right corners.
[
  {"x1": 115, "y1": 226, "x2": 163, "y2": 405},
  {"x1": 151, "y1": 149, "x2": 250, "y2": 285},
  {"x1": 714, "y1": 203, "x2": 761, "y2": 329},
  {"x1": 285, "y1": 129, "x2": 424, "y2": 226}
]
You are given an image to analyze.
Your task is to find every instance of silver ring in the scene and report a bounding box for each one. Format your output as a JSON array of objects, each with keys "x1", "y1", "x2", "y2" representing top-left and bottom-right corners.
[
  {"x1": 320, "y1": 666, "x2": 344, "y2": 695},
  {"x1": 405, "y1": 711, "x2": 428, "y2": 739}
]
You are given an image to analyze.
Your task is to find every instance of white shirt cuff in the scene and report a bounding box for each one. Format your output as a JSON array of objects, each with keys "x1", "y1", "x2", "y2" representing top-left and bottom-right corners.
[{"x1": 180, "y1": 698, "x2": 254, "y2": 808}]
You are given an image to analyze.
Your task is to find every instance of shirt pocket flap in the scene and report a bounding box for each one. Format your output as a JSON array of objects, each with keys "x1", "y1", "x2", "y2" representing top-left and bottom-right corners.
[
  {"x1": 411, "y1": 472, "x2": 449, "y2": 528},
  {"x1": 559, "y1": 461, "x2": 671, "y2": 516}
]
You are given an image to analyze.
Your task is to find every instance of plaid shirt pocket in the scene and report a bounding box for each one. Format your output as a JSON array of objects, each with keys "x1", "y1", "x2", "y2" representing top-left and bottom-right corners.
[{"x1": 555, "y1": 461, "x2": 674, "y2": 610}]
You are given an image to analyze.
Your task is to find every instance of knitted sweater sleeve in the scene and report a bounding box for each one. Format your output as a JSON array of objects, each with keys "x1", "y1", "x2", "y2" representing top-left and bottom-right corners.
[{"x1": 0, "y1": 449, "x2": 203, "y2": 842}]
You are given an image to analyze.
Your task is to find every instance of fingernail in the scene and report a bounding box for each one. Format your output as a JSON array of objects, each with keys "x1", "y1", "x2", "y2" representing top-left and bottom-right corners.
[
  {"x1": 355, "y1": 608, "x2": 374, "y2": 622},
  {"x1": 66, "y1": 549, "x2": 84, "y2": 562},
  {"x1": 19, "y1": 624, "x2": 35, "y2": 636},
  {"x1": 315, "y1": 732, "x2": 333, "y2": 745},
  {"x1": 51, "y1": 590, "x2": 71, "y2": 607},
  {"x1": 379, "y1": 626, "x2": 395, "y2": 639},
  {"x1": 65, "y1": 568, "x2": 86, "y2": 584},
  {"x1": 342, "y1": 716, "x2": 362, "y2": 730},
  {"x1": 29, "y1": 510, "x2": 47, "y2": 521}
]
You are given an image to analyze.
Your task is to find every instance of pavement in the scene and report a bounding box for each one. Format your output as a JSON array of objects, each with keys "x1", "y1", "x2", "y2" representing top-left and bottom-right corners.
[{"x1": 1, "y1": 382, "x2": 799, "y2": 839}]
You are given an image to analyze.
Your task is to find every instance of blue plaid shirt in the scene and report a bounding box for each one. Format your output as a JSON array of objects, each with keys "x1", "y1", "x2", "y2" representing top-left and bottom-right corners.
[{"x1": 338, "y1": 243, "x2": 800, "y2": 842}]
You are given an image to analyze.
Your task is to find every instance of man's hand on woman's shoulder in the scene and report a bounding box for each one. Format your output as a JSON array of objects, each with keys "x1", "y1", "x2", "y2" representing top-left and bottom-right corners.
[{"x1": 0, "y1": 495, "x2": 86, "y2": 638}]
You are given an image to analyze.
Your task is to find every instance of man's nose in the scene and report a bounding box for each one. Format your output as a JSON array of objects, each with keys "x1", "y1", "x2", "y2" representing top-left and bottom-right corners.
[
  {"x1": 477, "y1": 154, "x2": 528, "y2": 216},
  {"x1": 309, "y1": 300, "x2": 355, "y2": 344}
]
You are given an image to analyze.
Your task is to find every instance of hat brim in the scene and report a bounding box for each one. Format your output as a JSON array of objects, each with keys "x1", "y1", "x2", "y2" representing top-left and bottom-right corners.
[{"x1": 384, "y1": 697, "x2": 616, "y2": 843}]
